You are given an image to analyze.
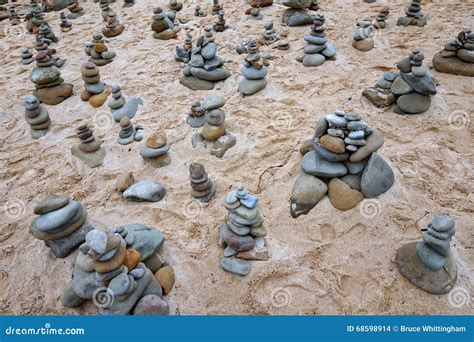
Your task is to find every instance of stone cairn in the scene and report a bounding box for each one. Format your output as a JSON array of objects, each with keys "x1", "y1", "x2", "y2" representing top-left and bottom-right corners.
[
  {"x1": 291, "y1": 109, "x2": 394, "y2": 217},
  {"x1": 118, "y1": 117, "x2": 144, "y2": 145},
  {"x1": 433, "y1": 29, "x2": 474, "y2": 77},
  {"x1": 373, "y1": 6, "x2": 389, "y2": 29},
  {"x1": 213, "y1": 9, "x2": 226, "y2": 32},
  {"x1": 25, "y1": 1, "x2": 40, "y2": 21},
  {"x1": 61, "y1": 225, "x2": 174, "y2": 315},
  {"x1": 219, "y1": 186, "x2": 269, "y2": 276},
  {"x1": 282, "y1": 0, "x2": 318, "y2": 27},
  {"x1": 23, "y1": 94, "x2": 51, "y2": 139},
  {"x1": 396, "y1": 215, "x2": 457, "y2": 295},
  {"x1": 108, "y1": 84, "x2": 143, "y2": 122},
  {"x1": 258, "y1": 21, "x2": 278, "y2": 45},
  {"x1": 34, "y1": 36, "x2": 66, "y2": 68},
  {"x1": 352, "y1": 19, "x2": 374, "y2": 52},
  {"x1": 296, "y1": 14, "x2": 336, "y2": 67},
  {"x1": 211, "y1": 0, "x2": 222, "y2": 15},
  {"x1": 180, "y1": 32, "x2": 231, "y2": 90},
  {"x1": 38, "y1": 23, "x2": 58, "y2": 44},
  {"x1": 81, "y1": 61, "x2": 110, "y2": 108},
  {"x1": 175, "y1": 30, "x2": 193, "y2": 63},
  {"x1": 29, "y1": 194, "x2": 93, "y2": 258},
  {"x1": 245, "y1": 4, "x2": 263, "y2": 21},
  {"x1": 189, "y1": 163, "x2": 216, "y2": 203},
  {"x1": 397, "y1": 0, "x2": 426, "y2": 27},
  {"x1": 151, "y1": 7, "x2": 178, "y2": 40},
  {"x1": 26, "y1": 7, "x2": 46, "y2": 33},
  {"x1": 168, "y1": 0, "x2": 182, "y2": 12},
  {"x1": 139, "y1": 131, "x2": 171, "y2": 168},
  {"x1": 60, "y1": 11, "x2": 72, "y2": 32},
  {"x1": 20, "y1": 47, "x2": 34, "y2": 65},
  {"x1": 186, "y1": 95, "x2": 224, "y2": 128},
  {"x1": 71, "y1": 122, "x2": 107, "y2": 168},
  {"x1": 194, "y1": 5, "x2": 205, "y2": 17},
  {"x1": 84, "y1": 32, "x2": 116, "y2": 66},
  {"x1": 363, "y1": 49, "x2": 437, "y2": 114},
  {"x1": 103, "y1": 11, "x2": 125, "y2": 37},
  {"x1": 100, "y1": 0, "x2": 111, "y2": 21},
  {"x1": 30, "y1": 51, "x2": 73, "y2": 105},
  {"x1": 239, "y1": 39, "x2": 269, "y2": 96},
  {"x1": 67, "y1": 0, "x2": 85, "y2": 19}
]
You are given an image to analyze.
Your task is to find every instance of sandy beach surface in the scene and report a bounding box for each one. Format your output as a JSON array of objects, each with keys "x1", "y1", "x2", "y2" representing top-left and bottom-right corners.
[{"x1": 0, "y1": 0, "x2": 472, "y2": 315}]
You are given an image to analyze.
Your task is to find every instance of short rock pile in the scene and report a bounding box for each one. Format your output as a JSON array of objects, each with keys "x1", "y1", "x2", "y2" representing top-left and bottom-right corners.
[
  {"x1": 23, "y1": 94, "x2": 51, "y2": 139},
  {"x1": 433, "y1": 29, "x2": 474, "y2": 77},
  {"x1": 397, "y1": 0, "x2": 426, "y2": 27},
  {"x1": 352, "y1": 19, "x2": 374, "y2": 52}
]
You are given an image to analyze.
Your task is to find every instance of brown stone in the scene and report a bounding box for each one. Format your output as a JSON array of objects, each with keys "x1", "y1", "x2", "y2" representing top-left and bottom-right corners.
[
  {"x1": 154, "y1": 266, "x2": 175, "y2": 295},
  {"x1": 94, "y1": 43, "x2": 108, "y2": 53},
  {"x1": 89, "y1": 89, "x2": 110, "y2": 107},
  {"x1": 202, "y1": 123, "x2": 225, "y2": 141},
  {"x1": 34, "y1": 83, "x2": 73, "y2": 105},
  {"x1": 327, "y1": 178, "x2": 364, "y2": 211},
  {"x1": 132, "y1": 294, "x2": 170, "y2": 315},
  {"x1": 146, "y1": 131, "x2": 167, "y2": 148},
  {"x1": 153, "y1": 30, "x2": 177, "y2": 40},
  {"x1": 116, "y1": 172, "x2": 134, "y2": 192},
  {"x1": 123, "y1": 249, "x2": 141, "y2": 271},
  {"x1": 432, "y1": 51, "x2": 474, "y2": 77},
  {"x1": 93, "y1": 239, "x2": 127, "y2": 273},
  {"x1": 189, "y1": 162, "x2": 205, "y2": 179},
  {"x1": 81, "y1": 90, "x2": 93, "y2": 101},
  {"x1": 320, "y1": 135, "x2": 345, "y2": 154}
]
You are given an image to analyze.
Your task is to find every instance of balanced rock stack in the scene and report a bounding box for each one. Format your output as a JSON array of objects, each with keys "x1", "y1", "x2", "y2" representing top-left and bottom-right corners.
[
  {"x1": 71, "y1": 123, "x2": 106, "y2": 168},
  {"x1": 363, "y1": 49, "x2": 437, "y2": 114},
  {"x1": 213, "y1": 10, "x2": 226, "y2": 32},
  {"x1": 100, "y1": 0, "x2": 111, "y2": 21},
  {"x1": 258, "y1": 21, "x2": 278, "y2": 45},
  {"x1": 103, "y1": 11, "x2": 125, "y2": 37},
  {"x1": 175, "y1": 31, "x2": 193, "y2": 63},
  {"x1": 38, "y1": 23, "x2": 59, "y2": 44},
  {"x1": 151, "y1": 7, "x2": 178, "y2": 40},
  {"x1": 30, "y1": 51, "x2": 73, "y2": 105},
  {"x1": 67, "y1": 0, "x2": 85, "y2": 19},
  {"x1": 189, "y1": 163, "x2": 216, "y2": 203},
  {"x1": 61, "y1": 225, "x2": 173, "y2": 315},
  {"x1": 20, "y1": 47, "x2": 34, "y2": 65},
  {"x1": 118, "y1": 117, "x2": 144, "y2": 145},
  {"x1": 374, "y1": 6, "x2": 389, "y2": 29},
  {"x1": 140, "y1": 131, "x2": 171, "y2": 168},
  {"x1": 397, "y1": 0, "x2": 426, "y2": 27},
  {"x1": 168, "y1": 0, "x2": 182, "y2": 12},
  {"x1": 26, "y1": 8, "x2": 46, "y2": 33},
  {"x1": 296, "y1": 14, "x2": 336, "y2": 67},
  {"x1": 239, "y1": 39, "x2": 269, "y2": 95},
  {"x1": 23, "y1": 94, "x2": 51, "y2": 139},
  {"x1": 34, "y1": 36, "x2": 66, "y2": 68},
  {"x1": 186, "y1": 95, "x2": 224, "y2": 128},
  {"x1": 282, "y1": 0, "x2": 318, "y2": 27},
  {"x1": 219, "y1": 186, "x2": 269, "y2": 276},
  {"x1": 291, "y1": 109, "x2": 394, "y2": 217},
  {"x1": 433, "y1": 29, "x2": 474, "y2": 77},
  {"x1": 245, "y1": 5, "x2": 263, "y2": 21},
  {"x1": 352, "y1": 19, "x2": 374, "y2": 52},
  {"x1": 194, "y1": 5, "x2": 205, "y2": 17},
  {"x1": 29, "y1": 195, "x2": 93, "y2": 258},
  {"x1": 85, "y1": 32, "x2": 116, "y2": 66},
  {"x1": 396, "y1": 215, "x2": 457, "y2": 294},
  {"x1": 60, "y1": 12, "x2": 72, "y2": 32},
  {"x1": 108, "y1": 85, "x2": 143, "y2": 122},
  {"x1": 81, "y1": 61, "x2": 110, "y2": 108},
  {"x1": 180, "y1": 33, "x2": 231, "y2": 90},
  {"x1": 212, "y1": 0, "x2": 222, "y2": 15}
]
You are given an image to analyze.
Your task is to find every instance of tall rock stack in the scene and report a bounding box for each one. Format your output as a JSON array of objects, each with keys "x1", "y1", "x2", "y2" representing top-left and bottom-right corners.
[
  {"x1": 85, "y1": 32, "x2": 116, "y2": 66},
  {"x1": 61, "y1": 225, "x2": 173, "y2": 315},
  {"x1": 291, "y1": 110, "x2": 394, "y2": 217},
  {"x1": 100, "y1": 0, "x2": 111, "y2": 21},
  {"x1": 81, "y1": 61, "x2": 110, "y2": 107},
  {"x1": 180, "y1": 33, "x2": 231, "y2": 90},
  {"x1": 30, "y1": 51, "x2": 73, "y2": 105},
  {"x1": 118, "y1": 117, "x2": 144, "y2": 145},
  {"x1": 175, "y1": 30, "x2": 193, "y2": 63},
  {"x1": 151, "y1": 7, "x2": 177, "y2": 40},
  {"x1": 296, "y1": 14, "x2": 336, "y2": 67},
  {"x1": 433, "y1": 29, "x2": 474, "y2": 77},
  {"x1": 26, "y1": 7, "x2": 46, "y2": 33},
  {"x1": 139, "y1": 131, "x2": 171, "y2": 168},
  {"x1": 239, "y1": 39, "x2": 269, "y2": 95},
  {"x1": 397, "y1": 0, "x2": 426, "y2": 27},
  {"x1": 396, "y1": 215, "x2": 457, "y2": 294},
  {"x1": 352, "y1": 19, "x2": 374, "y2": 52},
  {"x1": 219, "y1": 186, "x2": 269, "y2": 276},
  {"x1": 29, "y1": 195, "x2": 93, "y2": 258},
  {"x1": 34, "y1": 36, "x2": 65, "y2": 68},
  {"x1": 38, "y1": 23, "x2": 58, "y2": 44},
  {"x1": 213, "y1": 9, "x2": 226, "y2": 32},
  {"x1": 282, "y1": 0, "x2": 318, "y2": 27},
  {"x1": 373, "y1": 6, "x2": 389, "y2": 29},
  {"x1": 59, "y1": 11, "x2": 72, "y2": 32},
  {"x1": 23, "y1": 94, "x2": 51, "y2": 139},
  {"x1": 66, "y1": 0, "x2": 85, "y2": 19},
  {"x1": 363, "y1": 49, "x2": 437, "y2": 114},
  {"x1": 212, "y1": 0, "x2": 222, "y2": 15},
  {"x1": 103, "y1": 11, "x2": 125, "y2": 37},
  {"x1": 108, "y1": 84, "x2": 143, "y2": 122},
  {"x1": 189, "y1": 163, "x2": 216, "y2": 203},
  {"x1": 71, "y1": 122, "x2": 106, "y2": 168}
]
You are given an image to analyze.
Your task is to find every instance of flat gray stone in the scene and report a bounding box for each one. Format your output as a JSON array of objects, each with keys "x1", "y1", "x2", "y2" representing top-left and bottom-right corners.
[
  {"x1": 220, "y1": 257, "x2": 251, "y2": 276},
  {"x1": 123, "y1": 180, "x2": 166, "y2": 202},
  {"x1": 360, "y1": 153, "x2": 394, "y2": 198},
  {"x1": 302, "y1": 150, "x2": 347, "y2": 178}
]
